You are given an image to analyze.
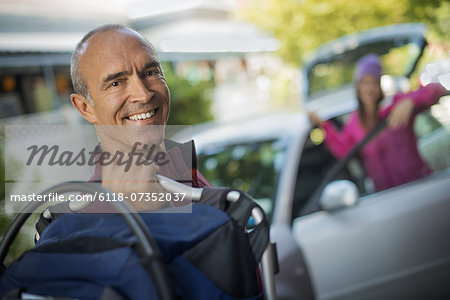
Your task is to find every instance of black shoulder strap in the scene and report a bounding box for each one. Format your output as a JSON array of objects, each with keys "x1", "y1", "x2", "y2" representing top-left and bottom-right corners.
[
  {"x1": 198, "y1": 187, "x2": 270, "y2": 263},
  {"x1": 164, "y1": 139, "x2": 197, "y2": 170},
  {"x1": 35, "y1": 202, "x2": 72, "y2": 243}
]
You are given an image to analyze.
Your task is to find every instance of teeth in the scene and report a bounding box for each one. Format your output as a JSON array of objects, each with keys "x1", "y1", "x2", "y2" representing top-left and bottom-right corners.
[{"x1": 128, "y1": 110, "x2": 155, "y2": 121}]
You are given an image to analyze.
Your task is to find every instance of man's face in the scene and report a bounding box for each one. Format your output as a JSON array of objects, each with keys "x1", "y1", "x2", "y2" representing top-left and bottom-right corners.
[{"x1": 77, "y1": 29, "x2": 170, "y2": 128}]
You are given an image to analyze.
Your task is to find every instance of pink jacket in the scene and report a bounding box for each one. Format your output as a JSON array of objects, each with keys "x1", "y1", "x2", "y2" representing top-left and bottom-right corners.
[{"x1": 322, "y1": 83, "x2": 446, "y2": 191}]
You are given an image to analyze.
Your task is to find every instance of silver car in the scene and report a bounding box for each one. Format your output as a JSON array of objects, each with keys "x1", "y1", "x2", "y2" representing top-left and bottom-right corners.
[{"x1": 190, "y1": 24, "x2": 450, "y2": 300}]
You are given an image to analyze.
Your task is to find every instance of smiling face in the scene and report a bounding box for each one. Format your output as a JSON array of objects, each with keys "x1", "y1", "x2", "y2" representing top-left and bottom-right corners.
[
  {"x1": 71, "y1": 28, "x2": 170, "y2": 149},
  {"x1": 71, "y1": 29, "x2": 170, "y2": 149}
]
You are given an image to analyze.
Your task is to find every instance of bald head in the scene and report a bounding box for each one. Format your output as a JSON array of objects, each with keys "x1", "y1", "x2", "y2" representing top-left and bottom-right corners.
[{"x1": 70, "y1": 24, "x2": 158, "y2": 102}]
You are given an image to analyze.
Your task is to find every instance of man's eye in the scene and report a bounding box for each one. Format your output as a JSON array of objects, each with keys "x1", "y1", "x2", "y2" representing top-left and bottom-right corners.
[
  {"x1": 111, "y1": 81, "x2": 120, "y2": 87},
  {"x1": 145, "y1": 69, "x2": 161, "y2": 77}
]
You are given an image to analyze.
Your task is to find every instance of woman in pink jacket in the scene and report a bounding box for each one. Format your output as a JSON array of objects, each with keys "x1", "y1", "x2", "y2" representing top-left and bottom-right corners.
[{"x1": 309, "y1": 54, "x2": 446, "y2": 191}]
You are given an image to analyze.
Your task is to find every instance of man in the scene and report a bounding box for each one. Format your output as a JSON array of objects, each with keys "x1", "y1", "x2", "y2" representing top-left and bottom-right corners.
[
  {"x1": 24, "y1": 26, "x2": 268, "y2": 299},
  {"x1": 35, "y1": 24, "x2": 210, "y2": 236}
]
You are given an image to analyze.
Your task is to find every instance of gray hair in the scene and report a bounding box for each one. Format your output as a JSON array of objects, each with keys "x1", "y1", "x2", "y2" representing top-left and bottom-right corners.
[{"x1": 70, "y1": 24, "x2": 158, "y2": 104}]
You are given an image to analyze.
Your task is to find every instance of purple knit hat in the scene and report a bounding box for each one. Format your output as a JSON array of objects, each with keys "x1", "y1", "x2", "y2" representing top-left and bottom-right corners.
[{"x1": 355, "y1": 54, "x2": 382, "y2": 82}]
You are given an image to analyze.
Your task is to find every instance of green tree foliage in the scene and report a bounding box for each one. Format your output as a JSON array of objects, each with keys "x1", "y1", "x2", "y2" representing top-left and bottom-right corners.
[
  {"x1": 162, "y1": 62, "x2": 214, "y2": 125},
  {"x1": 239, "y1": 0, "x2": 448, "y2": 67},
  {"x1": 424, "y1": 1, "x2": 450, "y2": 46},
  {"x1": 0, "y1": 133, "x2": 35, "y2": 265},
  {"x1": 1, "y1": 134, "x2": 7, "y2": 230}
]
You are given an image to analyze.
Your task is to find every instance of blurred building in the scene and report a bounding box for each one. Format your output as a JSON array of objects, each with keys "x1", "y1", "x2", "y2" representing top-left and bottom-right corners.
[{"x1": 0, "y1": 0, "x2": 294, "y2": 123}]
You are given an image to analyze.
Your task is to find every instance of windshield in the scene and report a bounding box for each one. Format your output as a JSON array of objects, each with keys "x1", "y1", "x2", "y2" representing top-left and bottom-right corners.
[
  {"x1": 197, "y1": 139, "x2": 287, "y2": 221},
  {"x1": 304, "y1": 23, "x2": 426, "y2": 101}
]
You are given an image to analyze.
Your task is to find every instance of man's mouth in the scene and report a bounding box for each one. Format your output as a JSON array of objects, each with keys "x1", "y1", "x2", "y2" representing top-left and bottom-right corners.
[{"x1": 126, "y1": 109, "x2": 157, "y2": 121}]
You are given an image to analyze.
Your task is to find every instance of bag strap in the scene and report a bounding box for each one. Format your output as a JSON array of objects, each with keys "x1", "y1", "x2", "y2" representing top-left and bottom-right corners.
[
  {"x1": 198, "y1": 187, "x2": 270, "y2": 262},
  {"x1": 224, "y1": 190, "x2": 270, "y2": 263},
  {"x1": 35, "y1": 202, "x2": 72, "y2": 243}
]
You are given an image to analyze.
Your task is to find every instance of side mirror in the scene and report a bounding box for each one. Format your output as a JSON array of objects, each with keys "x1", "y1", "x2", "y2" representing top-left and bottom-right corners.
[{"x1": 320, "y1": 180, "x2": 359, "y2": 211}]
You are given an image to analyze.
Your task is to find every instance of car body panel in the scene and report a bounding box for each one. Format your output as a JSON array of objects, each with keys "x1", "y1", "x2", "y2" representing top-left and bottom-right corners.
[
  {"x1": 293, "y1": 171, "x2": 450, "y2": 300},
  {"x1": 271, "y1": 224, "x2": 315, "y2": 300}
]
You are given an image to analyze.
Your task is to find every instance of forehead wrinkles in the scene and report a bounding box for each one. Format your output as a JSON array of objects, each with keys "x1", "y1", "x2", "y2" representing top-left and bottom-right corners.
[
  {"x1": 82, "y1": 31, "x2": 152, "y2": 64},
  {"x1": 79, "y1": 31, "x2": 159, "y2": 89}
]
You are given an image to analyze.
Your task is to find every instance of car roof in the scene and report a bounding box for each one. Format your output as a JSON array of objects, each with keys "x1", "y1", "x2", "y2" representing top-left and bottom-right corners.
[
  {"x1": 303, "y1": 23, "x2": 426, "y2": 73},
  {"x1": 188, "y1": 112, "x2": 309, "y2": 149},
  {"x1": 300, "y1": 23, "x2": 427, "y2": 119},
  {"x1": 301, "y1": 23, "x2": 427, "y2": 102}
]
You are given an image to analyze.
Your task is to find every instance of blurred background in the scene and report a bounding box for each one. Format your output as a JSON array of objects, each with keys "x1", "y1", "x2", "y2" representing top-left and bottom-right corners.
[
  {"x1": 0, "y1": 0, "x2": 449, "y2": 275},
  {"x1": 0, "y1": 0, "x2": 447, "y2": 125}
]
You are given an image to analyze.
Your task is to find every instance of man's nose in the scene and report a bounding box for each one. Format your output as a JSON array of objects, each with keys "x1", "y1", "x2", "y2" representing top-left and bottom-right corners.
[{"x1": 129, "y1": 76, "x2": 152, "y2": 103}]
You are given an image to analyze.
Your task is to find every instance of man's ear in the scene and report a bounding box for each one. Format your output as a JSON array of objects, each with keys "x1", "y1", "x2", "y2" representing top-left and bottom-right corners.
[{"x1": 71, "y1": 93, "x2": 97, "y2": 124}]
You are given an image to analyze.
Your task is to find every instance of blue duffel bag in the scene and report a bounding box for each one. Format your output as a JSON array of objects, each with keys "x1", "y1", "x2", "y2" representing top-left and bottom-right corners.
[{"x1": 0, "y1": 183, "x2": 273, "y2": 300}]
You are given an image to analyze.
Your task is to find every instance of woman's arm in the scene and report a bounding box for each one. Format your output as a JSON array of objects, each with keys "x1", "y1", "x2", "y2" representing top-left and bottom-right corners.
[
  {"x1": 407, "y1": 83, "x2": 447, "y2": 113},
  {"x1": 322, "y1": 119, "x2": 358, "y2": 159},
  {"x1": 387, "y1": 83, "x2": 446, "y2": 129},
  {"x1": 308, "y1": 111, "x2": 358, "y2": 159}
]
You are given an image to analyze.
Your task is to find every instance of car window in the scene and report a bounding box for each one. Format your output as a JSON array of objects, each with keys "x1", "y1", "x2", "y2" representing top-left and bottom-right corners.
[
  {"x1": 291, "y1": 140, "x2": 337, "y2": 219},
  {"x1": 197, "y1": 139, "x2": 287, "y2": 221},
  {"x1": 293, "y1": 94, "x2": 450, "y2": 219},
  {"x1": 292, "y1": 122, "x2": 370, "y2": 218}
]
